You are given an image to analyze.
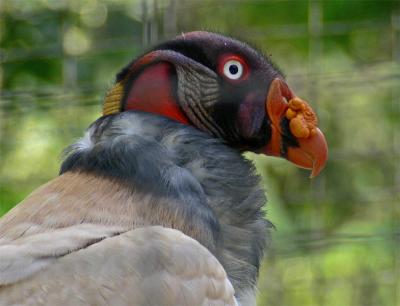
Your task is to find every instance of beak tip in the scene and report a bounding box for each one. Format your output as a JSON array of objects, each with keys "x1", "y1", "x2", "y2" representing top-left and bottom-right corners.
[
  {"x1": 309, "y1": 169, "x2": 319, "y2": 179},
  {"x1": 283, "y1": 129, "x2": 328, "y2": 178},
  {"x1": 310, "y1": 151, "x2": 328, "y2": 178}
]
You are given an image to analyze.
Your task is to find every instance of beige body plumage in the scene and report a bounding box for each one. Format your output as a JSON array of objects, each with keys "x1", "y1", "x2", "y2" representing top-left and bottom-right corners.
[{"x1": 0, "y1": 173, "x2": 236, "y2": 306}]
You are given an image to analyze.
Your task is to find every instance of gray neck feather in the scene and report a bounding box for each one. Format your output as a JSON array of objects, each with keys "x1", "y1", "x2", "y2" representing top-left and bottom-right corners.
[{"x1": 61, "y1": 111, "x2": 272, "y2": 298}]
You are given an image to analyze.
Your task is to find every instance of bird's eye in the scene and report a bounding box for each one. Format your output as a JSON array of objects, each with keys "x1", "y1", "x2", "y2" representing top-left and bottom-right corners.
[{"x1": 223, "y1": 60, "x2": 243, "y2": 80}]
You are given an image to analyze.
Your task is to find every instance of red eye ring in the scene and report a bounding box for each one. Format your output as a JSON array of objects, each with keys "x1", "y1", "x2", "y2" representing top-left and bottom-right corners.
[{"x1": 218, "y1": 54, "x2": 249, "y2": 82}]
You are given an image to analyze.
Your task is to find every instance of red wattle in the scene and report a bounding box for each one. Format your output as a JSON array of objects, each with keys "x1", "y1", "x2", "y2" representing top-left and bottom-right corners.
[{"x1": 124, "y1": 62, "x2": 189, "y2": 125}]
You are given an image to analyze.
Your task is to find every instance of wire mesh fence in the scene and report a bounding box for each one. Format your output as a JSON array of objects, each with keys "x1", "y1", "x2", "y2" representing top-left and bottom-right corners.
[{"x1": 0, "y1": 1, "x2": 399, "y2": 305}]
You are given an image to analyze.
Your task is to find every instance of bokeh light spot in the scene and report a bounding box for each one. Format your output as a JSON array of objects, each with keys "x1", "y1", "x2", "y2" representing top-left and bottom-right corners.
[
  {"x1": 80, "y1": 1, "x2": 108, "y2": 28},
  {"x1": 63, "y1": 26, "x2": 91, "y2": 56}
]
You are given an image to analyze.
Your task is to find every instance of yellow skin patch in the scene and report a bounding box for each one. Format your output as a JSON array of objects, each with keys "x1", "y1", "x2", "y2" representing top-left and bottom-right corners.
[
  {"x1": 103, "y1": 82, "x2": 125, "y2": 116},
  {"x1": 285, "y1": 97, "x2": 318, "y2": 139}
]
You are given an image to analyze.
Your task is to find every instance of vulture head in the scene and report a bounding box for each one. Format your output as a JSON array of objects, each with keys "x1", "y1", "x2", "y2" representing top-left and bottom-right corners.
[{"x1": 103, "y1": 31, "x2": 328, "y2": 177}]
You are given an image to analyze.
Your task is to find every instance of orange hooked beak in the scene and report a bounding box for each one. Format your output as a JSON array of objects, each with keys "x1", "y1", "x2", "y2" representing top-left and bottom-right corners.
[{"x1": 263, "y1": 78, "x2": 328, "y2": 178}]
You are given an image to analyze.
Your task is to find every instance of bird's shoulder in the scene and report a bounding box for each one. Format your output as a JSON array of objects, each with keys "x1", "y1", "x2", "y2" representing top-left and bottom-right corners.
[
  {"x1": 0, "y1": 171, "x2": 142, "y2": 241},
  {"x1": 0, "y1": 168, "x2": 219, "y2": 250}
]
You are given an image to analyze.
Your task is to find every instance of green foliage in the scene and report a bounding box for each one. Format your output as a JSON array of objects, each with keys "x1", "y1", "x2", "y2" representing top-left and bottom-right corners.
[{"x1": 0, "y1": 1, "x2": 399, "y2": 305}]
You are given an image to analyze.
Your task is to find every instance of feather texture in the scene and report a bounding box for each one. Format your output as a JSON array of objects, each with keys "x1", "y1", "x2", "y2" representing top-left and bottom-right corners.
[
  {"x1": 0, "y1": 112, "x2": 271, "y2": 305},
  {"x1": 0, "y1": 226, "x2": 237, "y2": 306}
]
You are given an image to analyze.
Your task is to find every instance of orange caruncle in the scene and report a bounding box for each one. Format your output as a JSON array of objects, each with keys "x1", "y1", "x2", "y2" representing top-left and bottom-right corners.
[{"x1": 286, "y1": 97, "x2": 318, "y2": 139}]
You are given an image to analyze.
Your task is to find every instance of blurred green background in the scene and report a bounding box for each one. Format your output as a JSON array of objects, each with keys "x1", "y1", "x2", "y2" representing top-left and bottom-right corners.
[{"x1": 0, "y1": 0, "x2": 399, "y2": 305}]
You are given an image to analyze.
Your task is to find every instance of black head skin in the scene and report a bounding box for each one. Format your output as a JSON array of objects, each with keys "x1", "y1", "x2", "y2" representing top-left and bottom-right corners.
[
  {"x1": 112, "y1": 31, "x2": 328, "y2": 176},
  {"x1": 116, "y1": 31, "x2": 287, "y2": 151}
]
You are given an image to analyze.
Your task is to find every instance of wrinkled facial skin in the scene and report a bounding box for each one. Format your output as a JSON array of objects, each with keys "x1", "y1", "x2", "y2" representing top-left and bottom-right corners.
[{"x1": 152, "y1": 32, "x2": 282, "y2": 149}]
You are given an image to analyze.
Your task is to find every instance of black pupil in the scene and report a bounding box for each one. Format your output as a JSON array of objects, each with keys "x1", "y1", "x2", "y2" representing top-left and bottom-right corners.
[{"x1": 229, "y1": 64, "x2": 239, "y2": 75}]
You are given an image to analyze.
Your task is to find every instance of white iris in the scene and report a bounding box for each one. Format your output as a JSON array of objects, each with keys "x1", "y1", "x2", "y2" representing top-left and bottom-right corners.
[{"x1": 223, "y1": 60, "x2": 243, "y2": 80}]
